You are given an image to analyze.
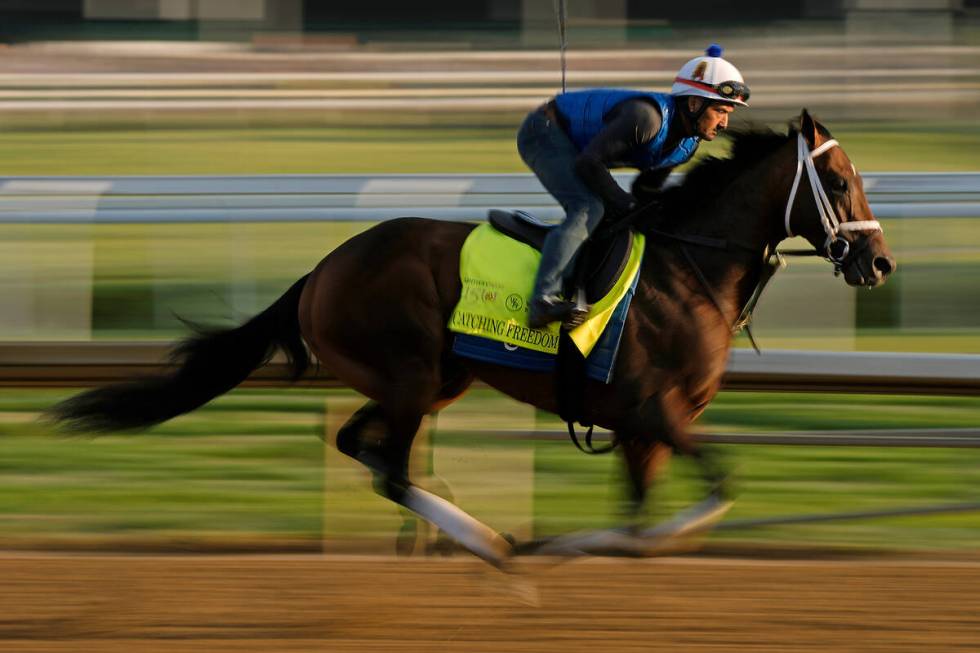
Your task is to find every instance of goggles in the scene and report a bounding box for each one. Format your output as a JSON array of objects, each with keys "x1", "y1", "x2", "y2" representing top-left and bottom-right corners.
[{"x1": 674, "y1": 78, "x2": 751, "y2": 103}]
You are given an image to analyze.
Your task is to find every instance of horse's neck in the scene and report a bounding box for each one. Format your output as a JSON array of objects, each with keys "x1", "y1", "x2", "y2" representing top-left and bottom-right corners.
[{"x1": 662, "y1": 152, "x2": 791, "y2": 326}]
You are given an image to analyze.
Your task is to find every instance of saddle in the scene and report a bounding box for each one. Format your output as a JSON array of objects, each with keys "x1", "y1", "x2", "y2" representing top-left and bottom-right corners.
[
  {"x1": 488, "y1": 209, "x2": 635, "y2": 446},
  {"x1": 487, "y1": 209, "x2": 634, "y2": 304}
]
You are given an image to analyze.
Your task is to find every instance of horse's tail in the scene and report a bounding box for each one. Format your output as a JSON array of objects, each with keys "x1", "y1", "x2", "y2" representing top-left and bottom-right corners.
[{"x1": 50, "y1": 274, "x2": 311, "y2": 432}]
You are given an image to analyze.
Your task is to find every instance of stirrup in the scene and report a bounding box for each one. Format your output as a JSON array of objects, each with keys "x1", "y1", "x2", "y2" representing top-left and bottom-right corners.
[
  {"x1": 528, "y1": 296, "x2": 577, "y2": 329},
  {"x1": 561, "y1": 305, "x2": 590, "y2": 330},
  {"x1": 561, "y1": 288, "x2": 590, "y2": 329}
]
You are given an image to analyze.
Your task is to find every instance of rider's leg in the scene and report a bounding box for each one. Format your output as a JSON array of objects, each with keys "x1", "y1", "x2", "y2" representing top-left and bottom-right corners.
[{"x1": 517, "y1": 108, "x2": 605, "y2": 328}]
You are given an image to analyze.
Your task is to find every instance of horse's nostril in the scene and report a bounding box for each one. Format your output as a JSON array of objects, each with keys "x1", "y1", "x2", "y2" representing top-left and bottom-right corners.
[{"x1": 873, "y1": 256, "x2": 895, "y2": 276}]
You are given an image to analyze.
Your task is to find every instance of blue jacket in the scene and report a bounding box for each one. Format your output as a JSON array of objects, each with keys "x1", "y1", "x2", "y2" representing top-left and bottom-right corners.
[{"x1": 553, "y1": 89, "x2": 699, "y2": 170}]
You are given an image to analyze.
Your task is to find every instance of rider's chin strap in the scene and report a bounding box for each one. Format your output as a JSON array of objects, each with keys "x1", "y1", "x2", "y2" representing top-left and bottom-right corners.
[
  {"x1": 677, "y1": 96, "x2": 709, "y2": 135},
  {"x1": 783, "y1": 133, "x2": 882, "y2": 270}
]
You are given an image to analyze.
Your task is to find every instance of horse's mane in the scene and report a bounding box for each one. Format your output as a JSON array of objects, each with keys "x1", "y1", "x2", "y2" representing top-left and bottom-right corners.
[
  {"x1": 651, "y1": 127, "x2": 790, "y2": 227},
  {"x1": 646, "y1": 119, "x2": 838, "y2": 231}
]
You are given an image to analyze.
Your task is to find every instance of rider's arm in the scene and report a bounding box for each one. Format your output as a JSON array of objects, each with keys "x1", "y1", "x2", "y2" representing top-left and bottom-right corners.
[
  {"x1": 632, "y1": 167, "x2": 673, "y2": 204},
  {"x1": 573, "y1": 99, "x2": 662, "y2": 215}
]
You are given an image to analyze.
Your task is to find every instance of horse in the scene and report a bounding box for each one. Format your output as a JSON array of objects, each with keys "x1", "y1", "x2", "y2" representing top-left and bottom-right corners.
[{"x1": 51, "y1": 110, "x2": 896, "y2": 566}]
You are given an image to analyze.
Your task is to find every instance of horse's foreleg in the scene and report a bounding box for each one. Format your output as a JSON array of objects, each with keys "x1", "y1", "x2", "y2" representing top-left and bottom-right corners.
[
  {"x1": 689, "y1": 446, "x2": 735, "y2": 501},
  {"x1": 614, "y1": 389, "x2": 734, "y2": 552},
  {"x1": 618, "y1": 438, "x2": 672, "y2": 522},
  {"x1": 635, "y1": 386, "x2": 735, "y2": 502},
  {"x1": 617, "y1": 387, "x2": 691, "y2": 512}
]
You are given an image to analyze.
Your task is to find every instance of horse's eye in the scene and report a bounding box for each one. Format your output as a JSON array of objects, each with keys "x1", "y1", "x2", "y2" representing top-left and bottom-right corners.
[{"x1": 831, "y1": 177, "x2": 848, "y2": 193}]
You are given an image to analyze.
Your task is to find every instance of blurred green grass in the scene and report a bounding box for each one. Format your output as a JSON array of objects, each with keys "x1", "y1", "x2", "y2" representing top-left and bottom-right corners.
[
  {"x1": 1, "y1": 121, "x2": 979, "y2": 175},
  {"x1": 1, "y1": 388, "x2": 977, "y2": 552}
]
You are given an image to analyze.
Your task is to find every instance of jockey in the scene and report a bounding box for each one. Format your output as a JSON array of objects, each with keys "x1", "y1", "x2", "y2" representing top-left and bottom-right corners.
[{"x1": 519, "y1": 44, "x2": 750, "y2": 329}]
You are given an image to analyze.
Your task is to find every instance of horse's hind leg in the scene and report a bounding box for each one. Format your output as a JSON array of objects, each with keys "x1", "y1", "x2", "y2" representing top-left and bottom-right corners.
[
  {"x1": 333, "y1": 365, "x2": 510, "y2": 567},
  {"x1": 335, "y1": 400, "x2": 383, "y2": 468},
  {"x1": 333, "y1": 399, "x2": 427, "y2": 555},
  {"x1": 334, "y1": 358, "x2": 472, "y2": 477},
  {"x1": 376, "y1": 402, "x2": 513, "y2": 567}
]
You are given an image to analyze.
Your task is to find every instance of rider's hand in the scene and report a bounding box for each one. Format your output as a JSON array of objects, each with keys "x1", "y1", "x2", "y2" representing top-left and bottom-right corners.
[
  {"x1": 606, "y1": 195, "x2": 637, "y2": 221},
  {"x1": 632, "y1": 167, "x2": 671, "y2": 204}
]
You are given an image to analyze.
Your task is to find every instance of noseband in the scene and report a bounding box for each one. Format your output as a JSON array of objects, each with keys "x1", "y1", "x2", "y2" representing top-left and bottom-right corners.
[{"x1": 783, "y1": 133, "x2": 882, "y2": 272}]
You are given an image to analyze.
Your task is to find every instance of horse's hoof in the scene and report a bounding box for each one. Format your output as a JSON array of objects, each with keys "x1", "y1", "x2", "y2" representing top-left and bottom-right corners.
[
  {"x1": 395, "y1": 519, "x2": 418, "y2": 556},
  {"x1": 426, "y1": 531, "x2": 456, "y2": 557}
]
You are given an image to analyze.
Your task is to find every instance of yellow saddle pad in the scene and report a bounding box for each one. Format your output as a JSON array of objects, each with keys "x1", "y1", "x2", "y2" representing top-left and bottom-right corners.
[{"x1": 448, "y1": 223, "x2": 645, "y2": 356}]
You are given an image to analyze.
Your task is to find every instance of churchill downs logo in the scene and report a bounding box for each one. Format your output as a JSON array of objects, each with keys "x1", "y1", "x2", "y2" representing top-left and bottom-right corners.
[
  {"x1": 450, "y1": 312, "x2": 559, "y2": 350},
  {"x1": 461, "y1": 276, "x2": 502, "y2": 305}
]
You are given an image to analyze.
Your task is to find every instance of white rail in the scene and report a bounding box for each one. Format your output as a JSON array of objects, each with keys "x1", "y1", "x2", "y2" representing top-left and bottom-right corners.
[{"x1": 0, "y1": 172, "x2": 978, "y2": 223}]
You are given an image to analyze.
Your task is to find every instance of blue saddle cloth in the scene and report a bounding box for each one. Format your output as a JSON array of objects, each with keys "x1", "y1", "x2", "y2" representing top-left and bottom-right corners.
[{"x1": 452, "y1": 271, "x2": 639, "y2": 384}]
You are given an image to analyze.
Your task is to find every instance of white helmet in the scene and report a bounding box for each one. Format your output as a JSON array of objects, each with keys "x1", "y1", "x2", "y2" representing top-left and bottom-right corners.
[{"x1": 670, "y1": 44, "x2": 749, "y2": 106}]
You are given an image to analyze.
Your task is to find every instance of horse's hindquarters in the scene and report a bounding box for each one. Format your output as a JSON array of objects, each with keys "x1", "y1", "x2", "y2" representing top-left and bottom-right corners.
[{"x1": 298, "y1": 217, "x2": 474, "y2": 404}]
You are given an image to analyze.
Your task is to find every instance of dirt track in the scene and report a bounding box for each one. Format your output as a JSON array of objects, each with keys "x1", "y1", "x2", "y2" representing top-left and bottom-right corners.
[{"x1": 1, "y1": 554, "x2": 978, "y2": 652}]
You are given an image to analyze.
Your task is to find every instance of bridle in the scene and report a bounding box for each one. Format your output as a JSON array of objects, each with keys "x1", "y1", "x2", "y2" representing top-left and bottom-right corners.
[{"x1": 783, "y1": 132, "x2": 882, "y2": 273}]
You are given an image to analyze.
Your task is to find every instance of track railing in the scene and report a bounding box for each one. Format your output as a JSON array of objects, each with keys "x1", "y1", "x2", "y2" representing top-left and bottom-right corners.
[
  {"x1": 1, "y1": 172, "x2": 978, "y2": 223},
  {"x1": 2, "y1": 342, "x2": 977, "y2": 395}
]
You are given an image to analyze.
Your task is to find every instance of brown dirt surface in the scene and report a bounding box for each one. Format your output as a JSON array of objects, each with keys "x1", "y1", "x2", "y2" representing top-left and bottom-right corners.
[{"x1": 0, "y1": 553, "x2": 978, "y2": 653}]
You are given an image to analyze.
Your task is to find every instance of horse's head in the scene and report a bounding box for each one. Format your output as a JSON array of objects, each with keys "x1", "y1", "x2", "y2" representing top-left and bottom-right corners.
[{"x1": 784, "y1": 110, "x2": 896, "y2": 287}]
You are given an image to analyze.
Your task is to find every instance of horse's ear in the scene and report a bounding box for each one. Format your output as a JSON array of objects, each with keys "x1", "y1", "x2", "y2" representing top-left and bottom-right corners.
[
  {"x1": 798, "y1": 109, "x2": 832, "y2": 148},
  {"x1": 799, "y1": 108, "x2": 818, "y2": 147}
]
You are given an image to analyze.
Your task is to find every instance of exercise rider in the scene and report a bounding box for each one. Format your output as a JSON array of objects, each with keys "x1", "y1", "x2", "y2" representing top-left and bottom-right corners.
[{"x1": 517, "y1": 43, "x2": 750, "y2": 329}]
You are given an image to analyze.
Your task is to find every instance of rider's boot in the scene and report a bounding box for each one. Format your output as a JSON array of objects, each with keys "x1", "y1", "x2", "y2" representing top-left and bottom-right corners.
[{"x1": 528, "y1": 295, "x2": 581, "y2": 329}]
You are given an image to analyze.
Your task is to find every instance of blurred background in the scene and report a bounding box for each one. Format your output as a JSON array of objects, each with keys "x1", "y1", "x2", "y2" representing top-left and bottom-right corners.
[{"x1": 0, "y1": 0, "x2": 977, "y2": 557}]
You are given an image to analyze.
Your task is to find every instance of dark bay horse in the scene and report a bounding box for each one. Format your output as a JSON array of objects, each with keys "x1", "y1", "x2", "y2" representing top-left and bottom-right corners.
[{"x1": 52, "y1": 111, "x2": 895, "y2": 565}]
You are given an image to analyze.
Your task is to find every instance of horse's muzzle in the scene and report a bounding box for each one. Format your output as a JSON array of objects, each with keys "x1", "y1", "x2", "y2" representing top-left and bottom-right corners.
[{"x1": 842, "y1": 234, "x2": 897, "y2": 288}]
